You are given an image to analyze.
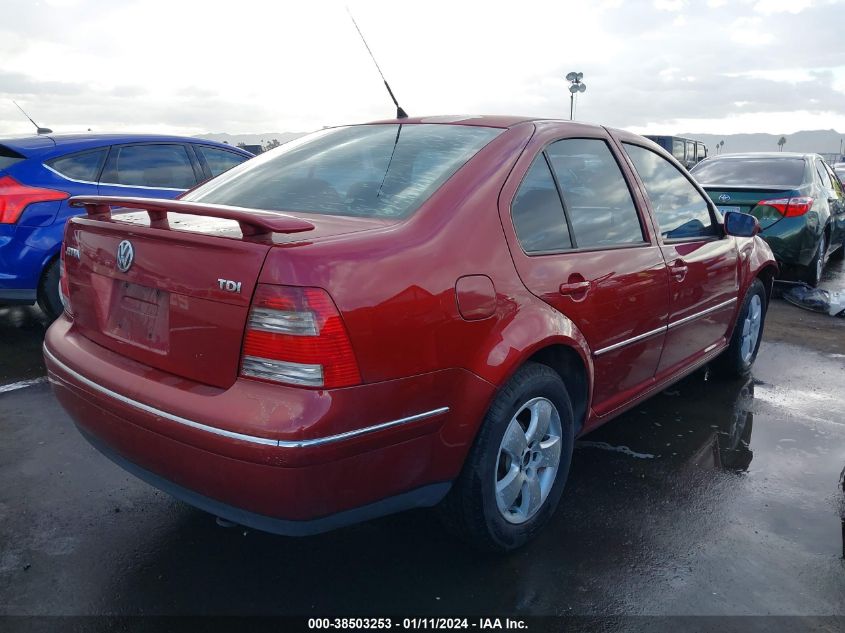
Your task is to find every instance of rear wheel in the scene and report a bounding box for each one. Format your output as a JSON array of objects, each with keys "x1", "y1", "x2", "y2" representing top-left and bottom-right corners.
[
  {"x1": 439, "y1": 363, "x2": 575, "y2": 552},
  {"x1": 714, "y1": 279, "x2": 767, "y2": 378},
  {"x1": 804, "y1": 232, "x2": 827, "y2": 287},
  {"x1": 36, "y1": 259, "x2": 62, "y2": 321}
]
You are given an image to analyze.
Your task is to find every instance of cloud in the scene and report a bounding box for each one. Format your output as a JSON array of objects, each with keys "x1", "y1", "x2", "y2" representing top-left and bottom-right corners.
[
  {"x1": 0, "y1": 0, "x2": 844, "y2": 136},
  {"x1": 0, "y1": 71, "x2": 88, "y2": 97},
  {"x1": 753, "y1": 0, "x2": 815, "y2": 14},
  {"x1": 654, "y1": 0, "x2": 685, "y2": 11}
]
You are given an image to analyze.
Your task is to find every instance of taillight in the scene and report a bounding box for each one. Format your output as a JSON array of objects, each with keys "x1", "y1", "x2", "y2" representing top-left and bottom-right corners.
[
  {"x1": 240, "y1": 284, "x2": 361, "y2": 389},
  {"x1": 0, "y1": 175, "x2": 68, "y2": 224},
  {"x1": 756, "y1": 196, "x2": 814, "y2": 217}
]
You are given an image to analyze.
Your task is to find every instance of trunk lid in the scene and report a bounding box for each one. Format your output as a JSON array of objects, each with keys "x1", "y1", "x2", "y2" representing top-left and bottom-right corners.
[
  {"x1": 702, "y1": 185, "x2": 802, "y2": 230},
  {"x1": 62, "y1": 197, "x2": 392, "y2": 389}
]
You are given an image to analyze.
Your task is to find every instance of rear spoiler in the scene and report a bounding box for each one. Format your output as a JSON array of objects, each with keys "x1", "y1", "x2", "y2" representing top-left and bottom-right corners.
[{"x1": 69, "y1": 195, "x2": 314, "y2": 236}]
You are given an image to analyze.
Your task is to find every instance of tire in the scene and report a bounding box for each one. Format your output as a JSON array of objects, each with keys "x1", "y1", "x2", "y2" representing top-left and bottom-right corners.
[
  {"x1": 714, "y1": 279, "x2": 767, "y2": 379},
  {"x1": 438, "y1": 362, "x2": 575, "y2": 552},
  {"x1": 36, "y1": 259, "x2": 63, "y2": 321},
  {"x1": 803, "y1": 232, "x2": 827, "y2": 287}
]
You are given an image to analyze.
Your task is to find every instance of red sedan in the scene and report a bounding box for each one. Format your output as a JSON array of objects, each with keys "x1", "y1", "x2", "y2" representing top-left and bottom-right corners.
[{"x1": 44, "y1": 116, "x2": 776, "y2": 551}]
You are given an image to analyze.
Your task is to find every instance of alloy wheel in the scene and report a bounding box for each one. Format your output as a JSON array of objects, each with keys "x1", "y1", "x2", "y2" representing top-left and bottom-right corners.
[
  {"x1": 495, "y1": 397, "x2": 562, "y2": 524},
  {"x1": 740, "y1": 294, "x2": 763, "y2": 363}
]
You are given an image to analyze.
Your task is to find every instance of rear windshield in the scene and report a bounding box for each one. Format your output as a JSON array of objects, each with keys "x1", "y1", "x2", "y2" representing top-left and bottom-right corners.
[
  {"x1": 183, "y1": 124, "x2": 502, "y2": 219},
  {"x1": 691, "y1": 157, "x2": 805, "y2": 187},
  {"x1": 0, "y1": 146, "x2": 25, "y2": 171}
]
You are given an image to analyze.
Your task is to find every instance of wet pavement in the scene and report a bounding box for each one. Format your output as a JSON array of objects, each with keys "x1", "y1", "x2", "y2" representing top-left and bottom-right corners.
[{"x1": 1, "y1": 261, "x2": 844, "y2": 623}]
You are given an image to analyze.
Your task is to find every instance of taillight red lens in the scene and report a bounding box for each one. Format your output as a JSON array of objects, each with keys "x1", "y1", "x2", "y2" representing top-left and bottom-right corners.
[
  {"x1": 757, "y1": 196, "x2": 814, "y2": 217},
  {"x1": 240, "y1": 284, "x2": 361, "y2": 389},
  {"x1": 0, "y1": 175, "x2": 68, "y2": 224}
]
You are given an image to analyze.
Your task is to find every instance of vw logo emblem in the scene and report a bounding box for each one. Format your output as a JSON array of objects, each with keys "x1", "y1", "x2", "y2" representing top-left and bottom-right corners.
[
  {"x1": 718, "y1": 194, "x2": 731, "y2": 202},
  {"x1": 116, "y1": 240, "x2": 134, "y2": 273}
]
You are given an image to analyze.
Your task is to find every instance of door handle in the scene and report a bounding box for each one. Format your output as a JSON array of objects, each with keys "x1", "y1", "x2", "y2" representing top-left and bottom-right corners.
[
  {"x1": 559, "y1": 280, "x2": 591, "y2": 296},
  {"x1": 669, "y1": 260, "x2": 688, "y2": 281}
]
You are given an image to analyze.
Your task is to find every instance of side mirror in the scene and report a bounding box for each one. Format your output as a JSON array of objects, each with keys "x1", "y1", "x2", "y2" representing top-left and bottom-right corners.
[{"x1": 723, "y1": 211, "x2": 760, "y2": 238}]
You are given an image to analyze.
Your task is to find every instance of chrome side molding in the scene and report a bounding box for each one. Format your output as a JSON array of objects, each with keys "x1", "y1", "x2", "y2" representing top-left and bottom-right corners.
[{"x1": 593, "y1": 297, "x2": 738, "y2": 357}]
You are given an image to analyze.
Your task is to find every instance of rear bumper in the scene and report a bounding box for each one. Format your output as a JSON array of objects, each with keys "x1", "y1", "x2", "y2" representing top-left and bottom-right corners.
[
  {"x1": 80, "y1": 427, "x2": 450, "y2": 536},
  {"x1": 0, "y1": 224, "x2": 60, "y2": 295},
  {"x1": 44, "y1": 316, "x2": 495, "y2": 528}
]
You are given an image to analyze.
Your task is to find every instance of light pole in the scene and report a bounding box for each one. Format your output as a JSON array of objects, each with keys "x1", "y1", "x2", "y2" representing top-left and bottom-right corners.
[{"x1": 565, "y1": 72, "x2": 586, "y2": 120}]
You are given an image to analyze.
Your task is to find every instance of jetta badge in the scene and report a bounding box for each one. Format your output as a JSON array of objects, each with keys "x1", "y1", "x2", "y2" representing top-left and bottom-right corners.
[
  {"x1": 718, "y1": 194, "x2": 731, "y2": 202},
  {"x1": 116, "y1": 240, "x2": 134, "y2": 273}
]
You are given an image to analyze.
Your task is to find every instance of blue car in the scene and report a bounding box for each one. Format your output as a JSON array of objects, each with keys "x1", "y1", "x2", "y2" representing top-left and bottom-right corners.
[{"x1": 0, "y1": 134, "x2": 253, "y2": 318}]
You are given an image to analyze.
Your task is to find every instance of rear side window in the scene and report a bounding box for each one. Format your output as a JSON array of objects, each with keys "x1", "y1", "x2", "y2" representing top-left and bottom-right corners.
[
  {"x1": 685, "y1": 141, "x2": 695, "y2": 162},
  {"x1": 197, "y1": 146, "x2": 248, "y2": 177},
  {"x1": 46, "y1": 148, "x2": 107, "y2": 182},
  {"x1": 511, "y1": 156, "x2": 572, "y2": 253},
  {"x1": 691, "y1": 157, "x2": 805, "y2": 187},
  {"x1": 184, "y1": 124, "x2": 501, "y2": 218},
  {"x1": 824, "y1": 163, "x2": 844, "y2": 194},
  {"x1": 102, "y1": 144, "x2": 197, "y2": 189},
  {"x1": 815, "y1": 160, "x2": 833, "y2": 190},
  {"x1": 0, "y1": 146, "x2": 25, "y2": 171},
  {"x1": 545, "y1": 138, "x2": 644, "y2": 247},
  {"x1": 624, "y1": 143, "x2": 715, "y2": 240}
]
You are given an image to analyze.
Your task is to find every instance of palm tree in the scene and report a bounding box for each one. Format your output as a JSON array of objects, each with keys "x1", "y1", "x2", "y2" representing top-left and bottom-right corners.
[{"x1": 778, "y1": 136, "x2": 787, "y2": 151}]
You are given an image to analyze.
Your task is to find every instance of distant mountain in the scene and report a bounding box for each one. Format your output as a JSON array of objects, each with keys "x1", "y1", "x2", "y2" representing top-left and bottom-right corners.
[
  {"x1": 678, "y1": 129, "x2": 845, "y2": 156},
  {"x1": 195, "y1": 131, "x2": 305, "y2": 148}
]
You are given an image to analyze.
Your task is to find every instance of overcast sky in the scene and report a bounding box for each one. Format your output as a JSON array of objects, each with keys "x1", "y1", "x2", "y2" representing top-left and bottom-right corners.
[{"x1": 1, "y1": 0, "x2": 844, "y2": 137}]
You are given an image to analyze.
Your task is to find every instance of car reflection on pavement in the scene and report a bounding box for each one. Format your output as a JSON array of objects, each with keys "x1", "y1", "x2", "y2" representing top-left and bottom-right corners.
[{"x1": 577, "y1": 371, "x2": 756, "y2": 473}]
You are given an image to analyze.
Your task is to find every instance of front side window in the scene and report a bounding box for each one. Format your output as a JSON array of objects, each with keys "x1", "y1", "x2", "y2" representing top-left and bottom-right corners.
[
  {"x1": 696, "y1": 143, "x2": 706, "y2": 160},
  {"x1": 184, "y1": 124, "x2": 502, "y2": 219},
  {"x1": 102, "y1": 144, "x2": 197, "y2": 189},
  {"x1": 511, "y1": 156, "x2": 572, "y2": 253},
  {"x1": 545, "y1": 138, "x2": 644, "y2": 247},
  {"x1": 46, "y1": 148, "x2": 108, "y2": 182},
  {"x1": 624, "y1": 143, "x2": 716, "y2": 240}
]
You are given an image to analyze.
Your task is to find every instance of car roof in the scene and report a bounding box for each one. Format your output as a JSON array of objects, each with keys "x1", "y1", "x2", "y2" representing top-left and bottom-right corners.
[
  {"x1": 0, "y1": 133, "x2": 251, "y2": 159},
  {"x1": 703, "y1": 152, "x2": 814, "y2": 160},
  {"x1": 361, "y1": 116, "x2": 661, "y2": 145},
  {"x1": 363, "y1": 114, "x2": 541, "y2": 128}
]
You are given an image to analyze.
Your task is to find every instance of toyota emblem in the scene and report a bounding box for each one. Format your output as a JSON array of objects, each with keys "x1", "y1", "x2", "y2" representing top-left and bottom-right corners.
[
  {"x1": 718, "y1": 194, "x2": 731, "y2": 202},
  {"x1": 116, "y1": 240, "x2": 134, "y2": 273}
]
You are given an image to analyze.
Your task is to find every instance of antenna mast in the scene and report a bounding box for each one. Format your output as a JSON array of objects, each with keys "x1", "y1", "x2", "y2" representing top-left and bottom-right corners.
[
  {"x1": 347, "y1": 8, "x2": 408, "y2": 119},
  {"x1": 12, "y1": 101, "x2": 53, "y2": 134}
]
